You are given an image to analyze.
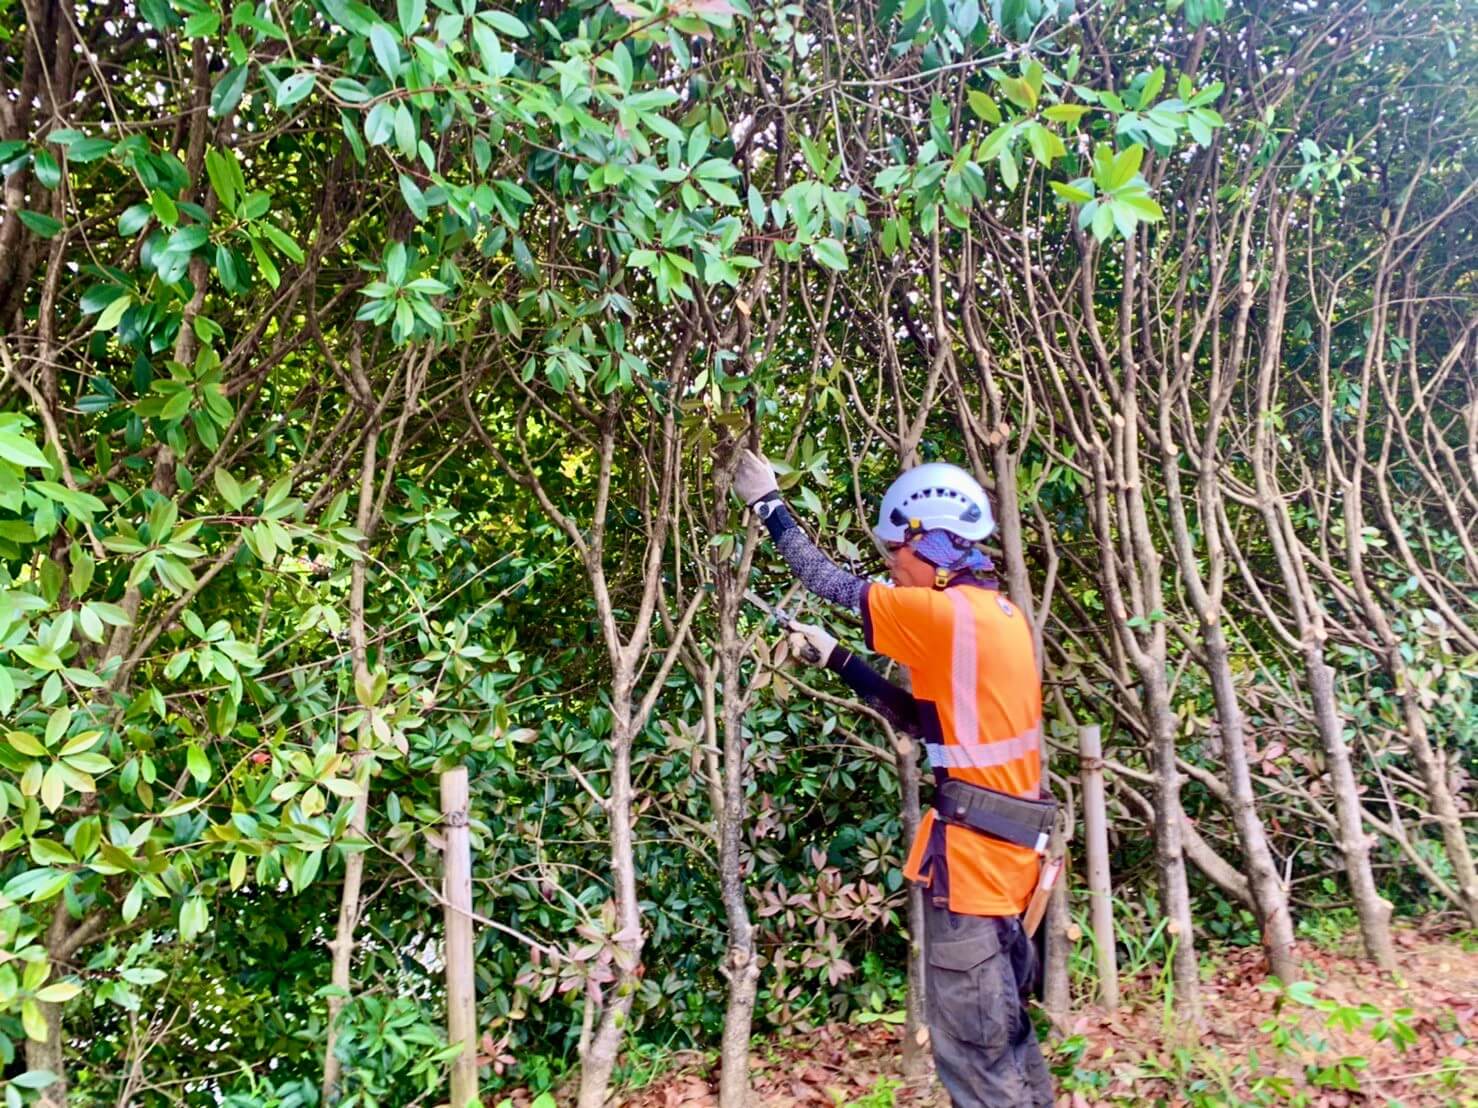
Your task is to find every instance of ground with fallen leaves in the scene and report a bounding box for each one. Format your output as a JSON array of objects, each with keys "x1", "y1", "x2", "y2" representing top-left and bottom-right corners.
[{"x1": 498, "y1": 924, "x2": 1476, "y2": 1106}]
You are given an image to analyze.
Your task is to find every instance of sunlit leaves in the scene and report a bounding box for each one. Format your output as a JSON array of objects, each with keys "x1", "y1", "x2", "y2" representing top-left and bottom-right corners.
[{"x1": 1058, "y1": 142, "x2": 1166, "y2": 242}]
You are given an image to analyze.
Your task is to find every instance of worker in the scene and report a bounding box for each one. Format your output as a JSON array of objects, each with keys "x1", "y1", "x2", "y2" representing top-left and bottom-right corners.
[{"x1": 732, "y1": 449, "x2": 1054, "y2": 1108}]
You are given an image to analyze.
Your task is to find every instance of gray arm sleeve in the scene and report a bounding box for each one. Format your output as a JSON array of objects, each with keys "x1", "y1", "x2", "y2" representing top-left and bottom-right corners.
[{"x1": 759, "y1": 498, "x2": 867, "y2": 612}]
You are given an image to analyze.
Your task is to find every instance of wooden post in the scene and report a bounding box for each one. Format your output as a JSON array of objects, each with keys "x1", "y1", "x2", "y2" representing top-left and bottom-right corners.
[
  {"x1": 441, "y1": 766, "x2": 479, "y2": 1107},
  {"x1": 1079, "y1": 725, "x2": 1120, "y2": 1009}
]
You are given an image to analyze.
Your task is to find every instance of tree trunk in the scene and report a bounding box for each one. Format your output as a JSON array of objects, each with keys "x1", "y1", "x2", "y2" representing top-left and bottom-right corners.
[
  {"x1": 716, "y1": 610, "x2": 759, "y2": 1108},
  {"x1": 1201, "y1": 624, "x2": 1298, "y2": 981},
  {"x1": 577, "y1": 709, "x2": 644, "y2": 1108},
  {"x1": 1144, "y1": 679, "x2": 1202, "y2": 1025},
  {"x1": 1305, "y1": 647, "x2": 1397, "y2": 968},
  {"x1": 1119, "y1": 780, "x2": 1253, "y2": 909},
  {"x1": 1042, "y1": 820, "x2": 1073, "y2": 1026},
  {"x1": 1247, "y1": 240, "x2": 1398, "y2": 965},
  {"x1": 1395, "y1": 672, "x2": 1478, "y2": 926},
  {"x1": 897, "y1": 737, "x2": 929, "y2": 1082},
  {"x1": 323, "y1": 424, "x2": 378, "y2": 1104},
  {"x1": 25, "y1": 906, "x2": 71, "y2": 1108},
  {"x1": 323, "y1": 788, "x2": 368, "y2": 1102}
]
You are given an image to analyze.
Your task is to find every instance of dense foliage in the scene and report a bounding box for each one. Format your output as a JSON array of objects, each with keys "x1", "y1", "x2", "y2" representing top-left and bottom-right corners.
[{"x1": 0, "y1": 0, "x2": 1473, "y2": 1105}]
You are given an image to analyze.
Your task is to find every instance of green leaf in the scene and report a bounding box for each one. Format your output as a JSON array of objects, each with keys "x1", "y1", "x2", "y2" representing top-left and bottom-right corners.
[
  {"x1": 179, "y1": 895, "x2": 210, "y2": 942},
  {"x1": 64, "y1": 753, "x2": 111, "y2": 774},
  {"x1": 18, "y1": 211, "x2": 62, "y2": 238},
  {"x1": 186, "y1": 744, "x2": 211, "y2": 784},
  {"x1": 370, "y1": 24, "x2": 402, "y2": 79},
  {"x1": 29, "y1": 839, "x2": 75, "y2": 866},
  {"x1": 810, "y1": 237, "x2": 848, "y2": 271},
  {"x1": 393, "y1": 103, "x2": 416, "y2": 156},
  {"x1": 211, "y1": 65, "x2": 249, "y2": 118},
  {"x1": 0, "y1": 430, "x2": 49, "y2": 468},
  {"x1": 698, "y1": 178, "x2": 740, "y2": 207},
  {"x1": 165, "y1": 224, "x2": 208, "y2": 256},
  {"x1": 65, "y1": 136, "x2": 115, "y2": 162},
  {"x1": 119, "y1": 966, "x2": 167, "y2": 987},
  {"x1": 481, "y1": 10, "x2": 528, "y2": 37},
  {"x1": 184, "y1": 10, "x2": 220, "y2": 36},
  {"x1": 92, "y1": 292, "x2": 132, "y2": 332},
  {"x1": 967, "y1": 90, "x2": 1001, "y2": 123},
  {"x1": 59, "y1": 730, "x2": 101, "y2": 756},
  {"x1": 213, "y1": 466, "x2": 244, "y2": 508},
  {"x1": 1050, "y1": 180, "x2": 1094, "y2": 204},
  {"x1": 1138, "y1": 65, "x2": 1166, "y2": 109},
  {"x1": 330, "y1": 77, "x2": 372, "y2": 104},
  {"x1": 10, "y1": 1070, "x2": 58, "y2": 1090},
  {"x1": 275, "y1": 71, "x2": 315, "y2": 108},
  {"x1": 32, "y1": 149, "x2": 61, "y2": 189},
  {"x1": 1043, "y1": 104, "x2": 1091, "y2": 124},
  {"x1": 119, "y1": 203, "x2": 152, "y2": 235},
  {"x1": 1104, "y1": 144, "x2": 1145, "y2": 190},
  {"x1": 1120, "y1": 192, "x2": 1164, "y2": 221},
  {"x1": 397, "y1": 0, "x2": 425, "y2": 35},
  {"x1": 694, "y1": 158, "x2": 739, "y2": 180},
  {"x1": 998, "y1": 150, "x2": 1019, "y2": 192},
  {"x1": 999, "y1": 76, "x2": 1037, "y2": 111},
  {"x1": 1023, "y1": 123, "x2": 1066, "y2": 166},
  {"x1": 7, "y1": 730, "x2": 46, "y2": 756},
  {"x1": 399, "y1": 173, "x2": 428, "y2": 220},
  {"x1": 40, "y1": 762, "x2": 65, "y2": 810},
  {"x1": 204, "y1": 149, "x2": 238, "y2": 211},
  {"x1": 122, "y1": 880, "x2": 144, "y2": 922},
  {"x1": 89, "y1": 602, "x2": 132, "y2": 627},
  {"x1": 151, "y1": 189, "x2": 179, "y2": 227},
  {"x1": 22, "y1": 998, "x2": 47, "y2": 1042}
]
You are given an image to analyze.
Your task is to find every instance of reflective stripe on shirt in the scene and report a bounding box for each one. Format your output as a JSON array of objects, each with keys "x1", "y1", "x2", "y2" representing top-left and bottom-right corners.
[
  {"x1": 937, "y1": 589, "x2": 1041, "y2": 779},
  {"x1": 924, "y1": 724, "x2": 1042, "y2": 771}
]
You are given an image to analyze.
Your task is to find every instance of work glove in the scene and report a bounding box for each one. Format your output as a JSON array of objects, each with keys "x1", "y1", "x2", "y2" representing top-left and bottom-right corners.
[
  {"x1": 787, "y1": 621, "x2": 837, "y2": 666},
  {"x1": 732, "y1": 448, "x2": 779, "y2": 506}
]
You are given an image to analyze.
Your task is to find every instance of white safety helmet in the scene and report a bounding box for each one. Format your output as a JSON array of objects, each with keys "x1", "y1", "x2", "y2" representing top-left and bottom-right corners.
[{"x1": 874, "y1": 462, "x2": 995, "y2": 544}]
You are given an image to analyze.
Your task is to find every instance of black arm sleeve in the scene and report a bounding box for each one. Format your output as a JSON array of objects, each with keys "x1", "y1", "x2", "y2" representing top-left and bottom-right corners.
[
  {"x1": 824, "y1": 645, "x2": 921, "y2": 737},
  {"x1": 756, "y1": 495, "x2": 868, "y2": 612}
]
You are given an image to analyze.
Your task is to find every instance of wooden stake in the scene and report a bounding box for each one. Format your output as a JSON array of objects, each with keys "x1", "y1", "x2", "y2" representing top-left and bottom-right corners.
[
  {"x1": 441, "y1": 766, "x2": 479, "y2": 1107},
  {"x1": 1079, "y1": 725, "x2": 1119, "y2": 1009}
]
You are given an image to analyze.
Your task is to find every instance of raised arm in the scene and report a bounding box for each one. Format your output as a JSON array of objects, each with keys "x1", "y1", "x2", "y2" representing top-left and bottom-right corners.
[{"x1": 734, "y1": 450, "x2": 869, "y2": 612}]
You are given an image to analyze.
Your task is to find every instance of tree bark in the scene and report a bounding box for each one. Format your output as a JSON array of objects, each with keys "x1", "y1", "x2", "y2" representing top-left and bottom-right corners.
[
  {"x1": 576, "y1": 702, "x2": 643, "y2": 1108},
  {"x1": 716, "y1": 580, "x2": 759, "y2": 1108},
  {"x1": 1304, "y1": 647, "x2": 1396, "y2": 968},
  {"x1": 897, "y1": 736, "x2": 929, "y2": 1082},
  {"x1": 1143, "y1": 681, "x2": 1201, "y2": 1024},
  {"x1": 1244, "y1": 211, "x2": 1398, "y2": 966},
  {"x1": 323, "y1": 420, "x2": 378, "y2": 1104},
  {"x1": 1042, "y1": 819, "x2": 1073, "y2": 1027},
  {"x1": 1396, "y1": 677, "x2": 1478, "y2": 926},
  {"x1": 1200, "y1": 623, "x2": 1298, "y2": 981},
  {"x1": 25, "y1": 906, "x2": 72, "y2": 1107}
]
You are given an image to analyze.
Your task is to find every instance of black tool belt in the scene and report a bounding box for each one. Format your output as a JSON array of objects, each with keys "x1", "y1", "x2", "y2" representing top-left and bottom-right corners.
[{"x1": 933, "y1": 778, "x2": 1057, "y2": 853}]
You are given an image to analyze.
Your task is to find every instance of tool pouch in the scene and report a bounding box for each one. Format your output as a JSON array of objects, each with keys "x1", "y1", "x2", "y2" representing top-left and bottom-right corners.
[{"x1": 932, "y1": 779, "x2": 1057, "y2": 854}]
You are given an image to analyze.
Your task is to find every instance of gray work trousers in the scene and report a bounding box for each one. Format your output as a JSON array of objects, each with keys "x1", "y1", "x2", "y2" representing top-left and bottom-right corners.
[{"x1": 924, "y1": 900, "x2": 1054, "y2": 1108}]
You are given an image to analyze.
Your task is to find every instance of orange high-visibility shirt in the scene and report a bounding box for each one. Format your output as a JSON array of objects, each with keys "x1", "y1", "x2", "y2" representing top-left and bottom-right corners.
[{"x1": 863, "y1": 582, "x2": 1043, "y2": 917}]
